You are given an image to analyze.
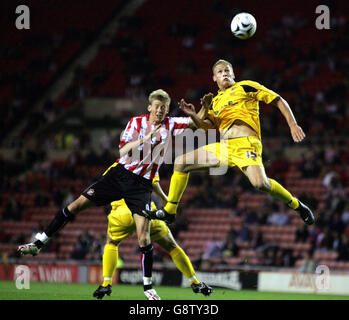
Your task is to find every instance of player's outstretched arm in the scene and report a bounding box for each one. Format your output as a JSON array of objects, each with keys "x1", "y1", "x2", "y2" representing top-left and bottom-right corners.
[
  {"x1": 196, "y1": 93, "x2": 213, "y2": 121},
  {"x1": 179, "y1": 98, "x2": 214, "y2": 131},
  {"x1": 272, "y1": 96, "x2": 305, "y2": 143}
]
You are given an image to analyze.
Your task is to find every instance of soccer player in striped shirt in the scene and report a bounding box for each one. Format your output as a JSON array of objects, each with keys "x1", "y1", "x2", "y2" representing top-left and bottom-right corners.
[
  {"x1": 18, "y1": 89, "x2": 208, "y2": 300},
  {"x1": 142, "y1": 60, "x2": 315, "y2": 227}
]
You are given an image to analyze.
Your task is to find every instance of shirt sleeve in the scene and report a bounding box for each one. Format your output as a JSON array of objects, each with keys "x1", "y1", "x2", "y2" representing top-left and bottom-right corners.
[
  {"x1": 171, "y1": 117, "x2": 190, "y2": 136},
  {"x1": 118, "y1": 117, "x2": 140, "y2": 149},
  {"x1": 241, "y1": 80, "x2": 279, "y2": 104}
]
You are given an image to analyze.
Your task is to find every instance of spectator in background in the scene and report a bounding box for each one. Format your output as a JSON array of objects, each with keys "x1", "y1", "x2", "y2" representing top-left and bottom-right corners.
[
  {"x1": 0, "y1": 225, "x2": 10, "y2": 243},
  {"x1": 301, "y1": 149, "x2": 322, "y2": 178},
  {"x1": 332, "y1": 231, "x2": 341, "y2": 252},
  {"x1": 251, "y1": 229, "x2": 265, "y2": 250},
  {"x1": 326, "y1": 175, "x2": 346, "y2": 208},
  {"x1": 280, "y1": 248, "x2": 295, "y2": 267},
  {"x1": 100, "y1": 130, "x2": 113, "y2": 151},
  {"x1": 80, "y1": 129, "x2": 91, "y2": 149},
  {"x1": 4, "y1": 196, "x2": 23, "y2": 221},
  {"x1": 67, "y1": 151, "x2": 81, "y2": 167},
  {"x1": 221, "y1": 228, "x2": 239, "y2": 258},
  {"x1": 52, "y1": 188, "x2": 64, "y2": 208},
  {"x1": 267, "y1": 202, "x2": 290, "y2": 226},
  {"x1": 202, "y1": 240, "x2": 224, "y2": 260},
  {"x1": 329, "y1": 212, "x2": 345, "y2": 234},
  {"x1": 337, "y1": 234, "x2": 349, "y2": 261},
  {"x1": 322, "y1": 167, "x2": 338, "y2": 188},
  {"x1": 71, "y1": 229, "x2": 93, "y2": 260},
  {"x1": 316, "y1": 227, "x2": 333, "y2": 252},
  {"x1": 298, "y1": 250, "x2": 316, "y2": 273},
  {"x1": 324, "y1": 142, "x2": 340, "y2": 165},
  {"x1": 341, "y1": 202, "x2": 349, "y2": 224},
  {"x1": 62, "y1": 187, "x2": 75, "y2": 208},
  {"x1": 54, "y1": 130, "x2": 65, "y2": 150},
  {"x1": 236, "y1": 223, "x2": 251, "y2": 243},
  {"x1": 245, "y1": 208, "x2": 259, "y2": 225},
  {"x1": 262, "y1": 247, "x2": 278, "y2": 267},
  {"x1": 256, "y1": 206, "x2": 269, "y2": 225},
  {"x1": 89, "y1": 234, "x2": 105, "y2": 261},
  {"x1": 35, "y1": 191, "x2": 49, "y2": 207},
  {"x1": 295, "y1": 225, "x2": 309, "y2": 243}
]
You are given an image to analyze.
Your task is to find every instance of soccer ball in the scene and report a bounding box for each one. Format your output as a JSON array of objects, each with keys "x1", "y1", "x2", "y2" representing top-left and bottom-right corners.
[{"x1": 230, "y1": 12, "x2": 257, "y2": 40}]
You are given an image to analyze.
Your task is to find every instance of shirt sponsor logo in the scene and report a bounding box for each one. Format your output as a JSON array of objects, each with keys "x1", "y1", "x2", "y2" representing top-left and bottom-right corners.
[{"x1": 87, "y1": 189, "x2": 95, "y2": 196}]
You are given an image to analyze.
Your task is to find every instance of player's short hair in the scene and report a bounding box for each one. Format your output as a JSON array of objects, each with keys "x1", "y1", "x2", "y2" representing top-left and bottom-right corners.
[
  {"x1": 212, "y1": 59, "x2": 233, "y2": 74},
  {"x1": 148, "y1": 89, "x2": 171, "y2": 107}
]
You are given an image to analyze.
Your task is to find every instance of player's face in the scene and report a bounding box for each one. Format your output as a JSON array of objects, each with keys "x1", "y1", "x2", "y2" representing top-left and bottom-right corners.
[
  {"x1": 213, "y1": 64, "x2": 235, "y2": 89},
  {"x1": 148, "y1": 99, "x2": 169, "y2": 124}
]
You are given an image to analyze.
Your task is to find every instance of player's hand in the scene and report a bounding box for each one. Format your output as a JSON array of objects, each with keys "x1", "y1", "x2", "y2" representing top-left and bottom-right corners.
[
  {"x1": 144, "y1": 124, "x2": 162, "y2": 141},
  {"x1": 178, "y1": 99, "x2": 196, "y2": 116},
  {"x1": 200, "y1": 93, "x2": 213, "y2": 110},
  {"x1": 290, "y1": 124, "x2": 305, "y2": 142}
]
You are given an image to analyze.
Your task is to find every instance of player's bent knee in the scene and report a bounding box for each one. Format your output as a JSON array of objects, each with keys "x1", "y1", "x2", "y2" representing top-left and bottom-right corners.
[
  {"x1": 138, "y1": 234, "x2": 151, "y2": 247},
  {"x1": 107, "y1": 237, "x2": 119, "y2": 246},
  {"x1": 156, "y1": 234, "x2": 177, "y2": 252},
  {"x1": 174, "y1": 155, "x2": 187, "y2": 172},
  {"x1": 252, "y1": 179, "x2": 270, "y2": 192}
]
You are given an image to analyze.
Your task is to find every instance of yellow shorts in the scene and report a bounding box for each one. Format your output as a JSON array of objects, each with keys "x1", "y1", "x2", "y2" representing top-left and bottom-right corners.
[
  {"x1": 107, "y1": 205, "x2": 170, "y2": 243},
  {"x1": 205, "y1": 136, "x2": 263, "y2": 170}
]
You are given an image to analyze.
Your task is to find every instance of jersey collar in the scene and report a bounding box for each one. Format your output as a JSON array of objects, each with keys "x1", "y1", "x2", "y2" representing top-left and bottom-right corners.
[{"x1": 218, "y1": 84, "x2": 236, "y2": 94}]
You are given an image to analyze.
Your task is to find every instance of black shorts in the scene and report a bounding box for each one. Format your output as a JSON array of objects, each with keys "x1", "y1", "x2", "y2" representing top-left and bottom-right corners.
[{"x1": 82, "y1": 164, "x2": 152, "y2": 215}]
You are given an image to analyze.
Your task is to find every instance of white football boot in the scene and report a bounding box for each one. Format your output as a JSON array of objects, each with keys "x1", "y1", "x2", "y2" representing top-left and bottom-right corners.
[
  {"x1": 18, "y1": 232, "x2": 47, "y2": 256},
  {"x1": 144, "y1": 289, "x2": 161, "y2": 300}
]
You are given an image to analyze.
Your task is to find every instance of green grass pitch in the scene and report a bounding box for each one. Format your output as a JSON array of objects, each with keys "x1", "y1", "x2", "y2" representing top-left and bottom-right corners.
[{"x1": 0, "y1": 280, "x2": 349, "y2": 300}]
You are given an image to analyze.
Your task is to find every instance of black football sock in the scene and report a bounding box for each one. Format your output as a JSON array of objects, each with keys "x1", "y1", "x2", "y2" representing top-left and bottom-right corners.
[
  {"x1": 140, "y1": 244, "x2": 153, "y2": 291},
  {"x1": 44, "y1": 207, "x2": 75, "y2": 238}
]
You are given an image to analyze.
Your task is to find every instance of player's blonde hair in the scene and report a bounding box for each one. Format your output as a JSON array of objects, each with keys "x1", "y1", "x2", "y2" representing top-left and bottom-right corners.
[
  {"x1": 148, "y1": 89, "x2": 171, "y2": 107},
  {"x1": 212, "y1": 59, "x2": 233, "y2": 74}
]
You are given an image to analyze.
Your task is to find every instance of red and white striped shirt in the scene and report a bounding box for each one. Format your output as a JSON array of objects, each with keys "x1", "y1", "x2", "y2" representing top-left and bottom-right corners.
[{"x1": 118, "y1": 114, "x2": 190, "y2": 180}]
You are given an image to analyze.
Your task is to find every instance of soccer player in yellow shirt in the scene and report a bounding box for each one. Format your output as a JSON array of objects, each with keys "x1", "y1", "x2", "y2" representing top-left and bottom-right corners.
[
  {"x1": 142, "y1": 59, "x2": 315, "y2": 226},
  {"x1": 93, "y1": 176, "x2": 213, "y2": 299}
]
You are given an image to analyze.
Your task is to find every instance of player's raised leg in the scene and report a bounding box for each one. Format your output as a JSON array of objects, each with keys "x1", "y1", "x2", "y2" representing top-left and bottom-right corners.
[
  {"x1": 156, "y1": 232, "x2": 213, "y2": 296},
  {"x1": 142, "y1": 146, "x2": 220, "y2": 223},
  {"x1": 242, "y1": 165, "x2": 315, "y2": 225},
  {"x1": 18, "y1": 195, "x2": 96, "y2": 256}
]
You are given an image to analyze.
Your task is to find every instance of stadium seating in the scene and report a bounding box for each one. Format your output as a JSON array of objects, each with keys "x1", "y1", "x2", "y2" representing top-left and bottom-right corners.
[{"x1": 1, "y1": 0, "x2": 126, "y2": 137}]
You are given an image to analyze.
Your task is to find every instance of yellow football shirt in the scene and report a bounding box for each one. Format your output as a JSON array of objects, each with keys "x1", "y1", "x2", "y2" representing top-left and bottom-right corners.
[{"x1": 207, "y1": 80, "x2": 279, "y2": 139}]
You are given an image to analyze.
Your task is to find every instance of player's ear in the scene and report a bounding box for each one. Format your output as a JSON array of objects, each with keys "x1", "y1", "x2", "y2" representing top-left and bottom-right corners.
[
  {"x1": 147, "y1": 104, "x2": 152, "y2": 112},
  {"x1": 213, "y1": 74, "x2": 217, "y2": 83}
]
